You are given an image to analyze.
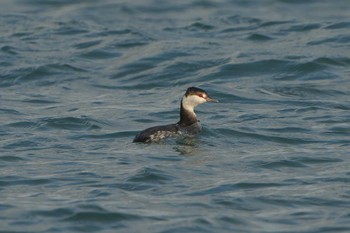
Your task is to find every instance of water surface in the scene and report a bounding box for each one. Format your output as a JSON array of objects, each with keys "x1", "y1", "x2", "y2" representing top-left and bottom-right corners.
[{"x1": 1, "y1": 0, "x2": 350, "y2": 232}]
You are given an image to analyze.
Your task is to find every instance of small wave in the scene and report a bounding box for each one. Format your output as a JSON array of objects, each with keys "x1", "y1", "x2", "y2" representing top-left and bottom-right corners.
[
  {"x1": 41, "y1": 116, "x2": 102, "y2": 131},
  {"x1": 1, "y1": 63, "x2": 86, "y2": 87},
  {"x1": 259, "y1": 20, "x2": 294, "y2": 27},
  {"x1": 5, "y1": 116, "x2": 105, "y2": 131},
  {"x1": 295, "y1": 156, "x2": 343, "y2": 164},
  {"x1": 22, "y1": 98, "x2": 59, "y2": 104},
  {"x1": 185, "y1": 22, "x2": 216, "y2": 31},
  {"x1": 217, "y1": 59, "x2": 292, "y2": 78},
  {"x1": 0, "y1": 176, "x2": 52, "y2": 186},
  {"x1": 246, "y1": 33, "x2": 273, "y2": 41},
  {"x1": 215, "y1": 127, "x2": 318, "y2": 145},
  {"x1": 78, "y1": 49, "x2": 122, "y2": 60},
  {"x1": 0, "y1": 155, "x2": 25, "y2": 162},
  {"x1": 72, "y1": 131, "x2": 134, "y2": 140},
  {"x1": 127, "y1": 167, "x2": 175, "y2": 184},
  {"x1": 326, "y1": 124, "x2": 350, "y2": 135},
  {"x1": 258, "y1": 85, "x2": 346, "y2": 99},
  {"x1": 285, "y1": 23, "x2": 321, "y2": 32},
  {"x1": 325, "y1": 22, "x2": 350, "y2": 29},
  {"x1": 5, "y1": 120, "x2": 44, "y2": 130},
  {"x1": 308, "y1": 34, "x2": 350, "y2": 46},
  {"x1": 110, "y1": 49, "x2": 191, "y2": 82},
  {"x1": 0, "y1": 204, "x2": 14, "y2": 211},
  {"x1": 31, "y1": 208, "x2": 74, "y2": 218},
  {"x1": 259, "y1": 159, "x2": 308, "y2": 169},
  {"x1": 187, "y1": 182, "x2": 284, "y2": 196},
  {"x1": 51, "y1": 20, "x2": 90, "y2": 35},
  {"x1": 0, "y1": 108, "x2": 23, "y2": 115},
  {"x1": 74, "y1": 39, "x2": 102, "y2": 49},
  {"x1": 1, "y1": 45, "x2": 18, "y2": 55},
  {"x1": 2, "y1": 140, "x2": 42, "y2": 150},
  {"x1": 256, "y1": 156, "x2": 343, "y2": 172},
  {"x1": 314, "y1": 57, "x2": 350, "y2": 67},
  {"x1": 63, "y1": 211, "x2": 142, "y2": 223}
]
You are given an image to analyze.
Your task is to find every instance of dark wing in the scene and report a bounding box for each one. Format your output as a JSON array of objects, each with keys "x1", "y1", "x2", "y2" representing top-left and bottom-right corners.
[{"x1": 133, "y1": 124, "x2": 179, "y2": 143}]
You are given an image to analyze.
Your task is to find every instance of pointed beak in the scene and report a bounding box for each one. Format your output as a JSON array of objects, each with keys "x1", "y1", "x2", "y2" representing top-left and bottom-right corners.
[{"x1": 205, "y1": 96, "x2": 219, "y2": 103}]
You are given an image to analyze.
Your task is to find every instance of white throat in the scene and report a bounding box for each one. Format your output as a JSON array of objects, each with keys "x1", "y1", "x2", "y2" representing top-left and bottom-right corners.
[{"x1": 181, "y1": 95, "x2": 206, "y2": 113}]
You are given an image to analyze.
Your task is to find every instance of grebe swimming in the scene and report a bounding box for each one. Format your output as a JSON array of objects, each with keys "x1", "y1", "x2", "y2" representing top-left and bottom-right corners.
[{"x1": 133, "y1": 87, "x2": 218, "y2": 143}]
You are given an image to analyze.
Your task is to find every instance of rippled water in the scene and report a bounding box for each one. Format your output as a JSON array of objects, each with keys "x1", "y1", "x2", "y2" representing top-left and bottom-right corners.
[{"x1": 1, "y1": 0, "x2": 350, "y2": 232}]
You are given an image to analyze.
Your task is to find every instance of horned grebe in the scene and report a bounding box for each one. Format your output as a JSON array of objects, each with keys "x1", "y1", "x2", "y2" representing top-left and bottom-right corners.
[{"x1": 133, "y1": 87, "x2": 218, "y2": 143}]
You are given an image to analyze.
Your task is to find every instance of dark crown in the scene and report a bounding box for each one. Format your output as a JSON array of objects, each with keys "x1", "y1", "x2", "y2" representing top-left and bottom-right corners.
[{"x1": 185, "y1": 87, "x2": 208, "y2": 97}]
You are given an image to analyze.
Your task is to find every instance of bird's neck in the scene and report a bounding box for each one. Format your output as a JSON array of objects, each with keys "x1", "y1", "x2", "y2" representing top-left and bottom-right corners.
[{"x1": 178, "y1": 97, "x2": 198, "y2": 127}]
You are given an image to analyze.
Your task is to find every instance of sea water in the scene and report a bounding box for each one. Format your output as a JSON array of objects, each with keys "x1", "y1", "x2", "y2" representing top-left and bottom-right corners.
[{"x1": 1, "y1": 0, "x2": 350, "y2": 232}]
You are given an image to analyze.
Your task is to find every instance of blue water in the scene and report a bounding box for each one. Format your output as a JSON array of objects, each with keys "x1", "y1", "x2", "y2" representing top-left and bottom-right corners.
[{"x1": 1, "y1": 0, "x2": 350, "y2": 232}]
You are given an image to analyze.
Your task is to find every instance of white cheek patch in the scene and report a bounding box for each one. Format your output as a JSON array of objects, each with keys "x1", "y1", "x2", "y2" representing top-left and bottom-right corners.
[
  {"x1": 183, "y1": 95, "x2": 206, "y2": 108},
  {"x1": 181, "y1": 94, "x2": 209, "y2": 118}
]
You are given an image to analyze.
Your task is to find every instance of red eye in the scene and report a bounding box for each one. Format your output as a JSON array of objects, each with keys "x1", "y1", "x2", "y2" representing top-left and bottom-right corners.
[{"x1": 197, "y1": 94, "x2": 204, "y2": 98}]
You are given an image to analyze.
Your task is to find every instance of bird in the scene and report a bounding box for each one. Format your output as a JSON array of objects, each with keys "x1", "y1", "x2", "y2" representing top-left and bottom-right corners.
[{"x1": 133, "y1": 87, "x2": 218, "y2": 143}]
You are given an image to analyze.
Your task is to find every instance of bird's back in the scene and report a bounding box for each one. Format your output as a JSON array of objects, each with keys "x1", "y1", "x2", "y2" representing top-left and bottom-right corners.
[{"x1": 133, "y1": 124, "x2": 180, "y2": 143}]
